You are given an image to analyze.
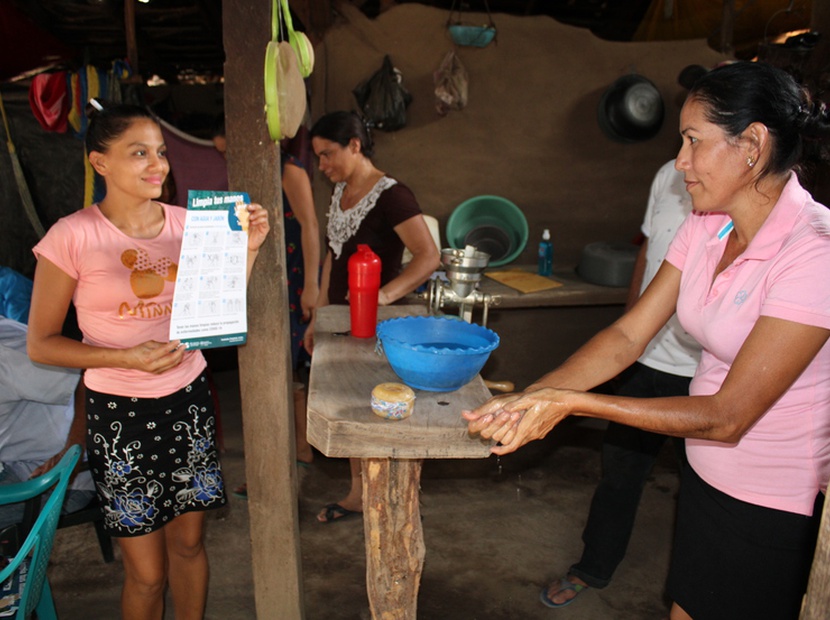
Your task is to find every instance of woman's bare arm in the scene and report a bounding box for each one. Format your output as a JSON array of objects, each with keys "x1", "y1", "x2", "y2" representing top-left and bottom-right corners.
[
  {"x1": 378, "y1": 215, "x2": 440, "y2": 305},
  {"x1": 468, "y1": 313, "x2": 829, "y2": 455},
  {"x1": 282, "y1": 162, "x2": 320, "y2": 320},
  {"x1": 27, "y1": 257, "x2": 185, "y2": 374}
]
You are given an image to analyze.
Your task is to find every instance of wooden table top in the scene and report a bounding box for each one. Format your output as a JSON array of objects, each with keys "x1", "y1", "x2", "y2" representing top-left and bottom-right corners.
[
  {"x1": 306, "y1": 305, "x2": 493, "y2": 459},
  {"x1": 405, "y1": 265, "x2": 628, "y2": 310},
  {"x1": 478, "y1": 265, "x2": 629, "y2": 309}
]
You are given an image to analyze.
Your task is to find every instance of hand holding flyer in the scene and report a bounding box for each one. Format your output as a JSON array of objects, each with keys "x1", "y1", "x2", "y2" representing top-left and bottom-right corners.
[
  {"x1": 169, "y1": 190, "x2": 251, "y2": 349},
  {"x1": 234, "y1": 201, "x2": 250, "y2": 232}
]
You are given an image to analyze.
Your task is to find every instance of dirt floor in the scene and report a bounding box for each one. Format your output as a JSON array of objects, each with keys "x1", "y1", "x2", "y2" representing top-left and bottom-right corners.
[{"x1": 46, "y1": 368, "x2": 681, "y2": 619}]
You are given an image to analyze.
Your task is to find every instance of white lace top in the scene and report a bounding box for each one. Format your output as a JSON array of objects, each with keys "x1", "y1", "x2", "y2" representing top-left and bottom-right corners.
[{"x1": 326, "y1": 176, "x2": 398, "y2": 259}]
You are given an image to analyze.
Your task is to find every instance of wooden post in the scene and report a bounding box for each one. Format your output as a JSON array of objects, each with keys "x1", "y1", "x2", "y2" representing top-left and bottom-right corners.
[
  {"x1": 223, "y1": 1, "x2": 304, "y2": 617},
  {"x1": 801, "y1": 492, "x2": 830, "y2": 619},
  {"x1": 805, "y1": 0, "x2": 830, "y2": 94},
  {"x1": 124, "y1": 0, "x2": 139, "y2": 75},
  {"x1": 362, "y1": 458, "x2": 425, "y2": 620},
  {"x1": 708, "y1": 0, "x2": 735, "y2": 54},
  {"x1": 801, "y1": 6, "x2": 830, "y2": 614}
]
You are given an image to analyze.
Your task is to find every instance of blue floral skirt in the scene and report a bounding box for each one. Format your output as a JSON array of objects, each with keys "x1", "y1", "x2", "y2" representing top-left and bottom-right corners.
[{"x1": 85, "y1": 371, "x2": 226, "y2": 537}]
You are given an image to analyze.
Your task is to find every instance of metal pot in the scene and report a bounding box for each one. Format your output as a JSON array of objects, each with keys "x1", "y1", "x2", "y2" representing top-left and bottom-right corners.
[
  {"x1": 576, "y1": 241, "x2": 639, "y2": 287},
  {"x1": 597, "y1": 74, "x2": 664, "y2": 143}
]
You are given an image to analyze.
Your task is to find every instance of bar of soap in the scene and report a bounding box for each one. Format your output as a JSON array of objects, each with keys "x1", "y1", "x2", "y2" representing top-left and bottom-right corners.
[{"x1": 371, "y1": 383, "x2": 416, "y2": 420}]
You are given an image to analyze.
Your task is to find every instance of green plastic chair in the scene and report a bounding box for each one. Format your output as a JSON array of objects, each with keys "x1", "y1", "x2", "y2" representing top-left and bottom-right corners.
[{"x1": 0, "y1": 445, "x2": 81, "y2": 619}]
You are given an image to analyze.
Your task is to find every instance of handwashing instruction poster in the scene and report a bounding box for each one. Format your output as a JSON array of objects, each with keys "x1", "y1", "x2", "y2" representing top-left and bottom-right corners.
[{"x1": 169, "y1": 190, "x2": 250, "y2": 349}]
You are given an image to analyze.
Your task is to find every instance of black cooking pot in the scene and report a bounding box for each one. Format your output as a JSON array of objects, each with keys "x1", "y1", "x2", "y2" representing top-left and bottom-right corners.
[{"x1": 597, "y1": 74, "x2": 664, "y2": 143}]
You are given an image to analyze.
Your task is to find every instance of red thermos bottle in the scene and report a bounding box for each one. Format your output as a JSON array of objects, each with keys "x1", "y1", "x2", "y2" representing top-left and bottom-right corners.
[{"x1": 348, "y1": 244, "x2": 382, "y2": 338}]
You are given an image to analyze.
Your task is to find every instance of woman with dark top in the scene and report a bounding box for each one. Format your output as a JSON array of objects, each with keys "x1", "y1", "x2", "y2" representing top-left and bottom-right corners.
[
  {"x1": 212, "y1": 125, "x2": 320, "y2": 491},
  {"x1": 464, "y1": 61, "x2": 830, "y2": 619},
  {"x1": 306, "y1": 111, "x2": 440, "y2": 523},
  {"x1": 27, "y1": 100, "x2": 269, "y2": 619},
  {"x1": 280, "y1": 146, "x2": 321, "y2": 467}
]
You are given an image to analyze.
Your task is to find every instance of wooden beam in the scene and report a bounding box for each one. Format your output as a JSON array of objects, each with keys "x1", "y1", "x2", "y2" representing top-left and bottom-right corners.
[
  {"x1": 222, "y1": 0, "x2": 304, "y2": 617},
  {"x1": 805, "y1": 0, "x2": 830, "y2": 97},
  {"x1": 801, "y1": 492, "x2": 830, "y2": 619},
  {"x1": 124, "y1": 0, "x2": 139, "y2": 78},
  {"x1": 802, "y1": 0, "x2": 830, "y2": 573},
  {"x1": 718, "y1": 0, "x2": 735, "y2": 55}
]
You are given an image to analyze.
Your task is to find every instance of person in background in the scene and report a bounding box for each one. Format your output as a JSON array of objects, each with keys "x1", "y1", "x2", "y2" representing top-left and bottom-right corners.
[
  {"x1": 212, "y1": 123, "x2": 321, "y2": 497},
  {"x1": 464, "y1": 61, "x2": 830, "y2": 620},
  {"x1": 306, "y1": 111, "x2": 440, "y2": 523},
  {"x1": 0, "y1": 316, "x2": 96, "y2": 528},
  {"x1": 541, "y1": 159, "x2": 701, "y2": 607},
  {"x1": 27, "y1": 100, "x2": 269, "y2": 620}
]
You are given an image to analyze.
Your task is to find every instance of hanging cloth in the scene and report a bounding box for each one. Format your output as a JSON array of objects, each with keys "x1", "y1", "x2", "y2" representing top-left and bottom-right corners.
[
  {"x1": 158, "y1": 117, "x2": 228, "y2": 207},
  {"x1": 28, "y1": 72, "x2": 70, "y2": 133},
  {"x1": 0, "y1": 93, "x2": 47, "y2": 238},
  {"x1": 65, "y1": 65, "x2": 111, "y2": 207}
]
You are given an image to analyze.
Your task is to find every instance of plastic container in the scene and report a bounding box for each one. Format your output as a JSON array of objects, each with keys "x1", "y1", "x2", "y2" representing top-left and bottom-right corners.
[
  {"x1": 376, "y1": 316, "x2": 499, "y2": 392},
  {"x1": 464, "y1": 225, "x2": 511, "y2": 261},
  {"x1": 445, "y1": 195, "x2": 528, "y2": 267},
  {"x1": 576, "y1": 241, "x2": 639, "y2": 287},
  {"x1": 537, "y1": 228, "x2": 553, "y2": 276},
  {"x1": 448, "y1": 25, "x2": 496, "y2": 48},
  {"x1": 348, "y1": 244, "x2": 381, "y2": 338}
]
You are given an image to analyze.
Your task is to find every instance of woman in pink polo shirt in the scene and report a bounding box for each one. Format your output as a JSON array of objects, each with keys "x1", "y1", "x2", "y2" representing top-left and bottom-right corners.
[
  {"x1": 464, "y1": 61, "x2": 830, "y2": 620},
  {"x1": 27, "y1": 100, "x2": 269, "y2": 619}
]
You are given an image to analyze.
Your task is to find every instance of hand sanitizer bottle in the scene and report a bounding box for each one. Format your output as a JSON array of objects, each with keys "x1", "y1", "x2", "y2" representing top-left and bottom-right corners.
[{"x1": 538, "y1": 229, "x2": 553, "y2": 277}]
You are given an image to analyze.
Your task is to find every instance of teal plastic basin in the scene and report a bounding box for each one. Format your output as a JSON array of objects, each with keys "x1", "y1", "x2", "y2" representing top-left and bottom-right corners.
[{"x1": 445, "y1": 195, "x2": 528, "y2": 267}]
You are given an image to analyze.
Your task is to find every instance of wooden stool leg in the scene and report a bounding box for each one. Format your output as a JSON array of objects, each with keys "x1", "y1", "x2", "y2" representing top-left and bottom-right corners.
[{"x1": 362, "y1": 457, "x2": 425, "y2": 620}]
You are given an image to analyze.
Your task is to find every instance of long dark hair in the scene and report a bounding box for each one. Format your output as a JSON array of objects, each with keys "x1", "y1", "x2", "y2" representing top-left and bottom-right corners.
[
  {"x1": 688, "y1": 61, "x2": 830, "y2": 183},
  {"x1": 84, "y1": 98, "x2": 159, "y2": 154},
  {"x1": 309, "y1": 111, "x2": 374, "y2": 158}
]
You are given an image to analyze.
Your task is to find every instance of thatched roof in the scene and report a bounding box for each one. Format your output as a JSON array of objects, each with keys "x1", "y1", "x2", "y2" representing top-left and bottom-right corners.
[
  {"x1": 3, "y1": 0, "x2": 224, "y2": 83},
  {"x1": 1, "y1": 0, "x2": 813, "y2": 83}
]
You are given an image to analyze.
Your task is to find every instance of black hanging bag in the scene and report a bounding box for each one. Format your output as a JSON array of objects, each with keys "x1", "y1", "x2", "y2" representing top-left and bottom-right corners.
[{"x1": 353, "y1": 55, "x2": 412, "y2": 131}]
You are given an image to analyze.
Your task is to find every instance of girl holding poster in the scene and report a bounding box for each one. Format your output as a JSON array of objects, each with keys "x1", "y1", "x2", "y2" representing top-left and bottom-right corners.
[{"x1": 27, "y1": 100, "x2": 269, "y2": 619}]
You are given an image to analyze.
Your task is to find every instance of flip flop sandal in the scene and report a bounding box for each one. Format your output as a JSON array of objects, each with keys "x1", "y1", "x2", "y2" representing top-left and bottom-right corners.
[
  {"x1": 318, "y1": 503, "x2": 361, "y2": 524},
  {"x1": 233, "y1": 483, "x2": 248, "y2": 500},
  {"x1": 539, "y1": 577, "x2": 588, "y2": 608}
]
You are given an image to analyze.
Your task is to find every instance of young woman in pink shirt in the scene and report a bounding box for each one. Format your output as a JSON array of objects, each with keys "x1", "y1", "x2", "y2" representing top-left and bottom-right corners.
[
  {"x1": 27, "y1": 101, "x2": 269, "y2": 620},
  {"x1": 464, "y1": 62, "x2": 830, "y2": 620}
]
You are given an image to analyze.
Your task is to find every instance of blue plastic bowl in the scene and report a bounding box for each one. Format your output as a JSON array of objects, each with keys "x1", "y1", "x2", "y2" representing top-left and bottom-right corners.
[{"x1": 376, "y1": 316, "x2": 499, "y2": 392}]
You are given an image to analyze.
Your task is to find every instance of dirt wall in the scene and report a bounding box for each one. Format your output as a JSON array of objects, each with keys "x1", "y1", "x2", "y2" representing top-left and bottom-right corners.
[{"x1": 307, "y1": 3, "x2": 726, "y2": 266}]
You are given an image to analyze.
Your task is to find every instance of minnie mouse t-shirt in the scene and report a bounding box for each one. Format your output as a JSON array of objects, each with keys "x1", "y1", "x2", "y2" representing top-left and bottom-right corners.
[{"x1": 33, "y1": 203, "x2": 206, "y2": 398}]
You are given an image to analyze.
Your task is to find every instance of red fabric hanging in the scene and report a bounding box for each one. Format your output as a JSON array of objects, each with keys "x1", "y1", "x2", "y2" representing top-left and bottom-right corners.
[{"x1": 28, "y1": 72, "x2": 70, "y2": 133}]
